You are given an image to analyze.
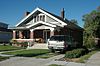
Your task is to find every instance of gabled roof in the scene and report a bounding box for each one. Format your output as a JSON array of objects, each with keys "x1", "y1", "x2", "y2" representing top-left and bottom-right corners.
[
  {"x1": 16, "y1": 7, "x2": 83, "y2": 30},
  {"x1": 16, "y1": 7, "x2": 67, "y2": 27}
]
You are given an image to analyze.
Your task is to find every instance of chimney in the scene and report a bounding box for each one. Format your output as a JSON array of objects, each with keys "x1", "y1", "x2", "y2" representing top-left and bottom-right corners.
[
  {"x1": 61, "y1": 8, "x2": 65, "y2": 19},
  {"x1": 25, "y1": 11, "x2": 30, "y2": 16}
]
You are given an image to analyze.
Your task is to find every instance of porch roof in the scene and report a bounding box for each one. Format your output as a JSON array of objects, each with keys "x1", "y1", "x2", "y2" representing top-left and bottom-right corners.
[
  {"x1": 26, "y1": 21, "x2": 57, "y2": 28},
  {"x1": 9, "y1": 26, "x2": 29, "y2": 30}
]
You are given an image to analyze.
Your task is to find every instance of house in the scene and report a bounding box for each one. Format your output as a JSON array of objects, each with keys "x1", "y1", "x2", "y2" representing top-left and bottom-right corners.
[
  {"x1": 0, "y1": 22, "x2": 12, "y2": 43},
  {"x1": 10, "y1": 7, "x2": 83, "y2": 47}
]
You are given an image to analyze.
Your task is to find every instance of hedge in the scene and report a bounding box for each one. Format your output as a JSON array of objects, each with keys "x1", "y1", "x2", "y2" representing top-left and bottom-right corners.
[{"x1": 65, "y1": 48, "x2": 87, "y2": 58}]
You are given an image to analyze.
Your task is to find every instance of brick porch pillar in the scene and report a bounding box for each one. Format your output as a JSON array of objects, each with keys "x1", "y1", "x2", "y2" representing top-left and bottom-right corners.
[
  {"x1": 30, "y1": 29, "x2": 34, "y2": 39},
  {"x1": 19, "y1": 31, "x2": 23, "y2": 39},
  {"x1": 50, "y1": 28, "x2": 54, "y2": 37},
  {"x1": 13, "y1": 30, "x2": 16, "y2": 39}
]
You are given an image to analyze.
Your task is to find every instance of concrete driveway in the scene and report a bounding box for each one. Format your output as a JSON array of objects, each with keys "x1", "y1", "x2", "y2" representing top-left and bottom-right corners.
[
  {"x1": 0, "y1": 54, "x2": 85, "y2": 66},
  {"x1": 0, "y1": 52, "x2": 100, "y2": 66}
]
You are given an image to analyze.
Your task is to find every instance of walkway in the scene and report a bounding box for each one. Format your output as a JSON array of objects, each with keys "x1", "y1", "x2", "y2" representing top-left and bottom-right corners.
[{"x1": 85, "y1": 51, "x2": 100, "y2": 66}]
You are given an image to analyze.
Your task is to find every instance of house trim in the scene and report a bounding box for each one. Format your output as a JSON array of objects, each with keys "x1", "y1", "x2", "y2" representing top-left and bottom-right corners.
[
  {"x1": 27, "y1": 21, "x2": 56, "y2": 28},
  {"x1": 16, "y1": 7, "x2": 67, "y2": 27}
]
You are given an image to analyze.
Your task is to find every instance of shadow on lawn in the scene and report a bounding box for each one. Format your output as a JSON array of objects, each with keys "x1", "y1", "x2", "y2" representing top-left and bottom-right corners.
[{"x1": 15, "y1": 53, "x2": 49, "y2": 57}]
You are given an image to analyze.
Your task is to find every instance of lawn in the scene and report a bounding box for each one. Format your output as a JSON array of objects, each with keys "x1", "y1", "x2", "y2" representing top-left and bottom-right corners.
[
  {"x1": 49, "y1": 64, "x2": 63, "y2": 66},
  {"x1": 0, "y1": 45, "x2": 23, "y2": 52},
  {"x1": 36, "y1": 53, "x2": 57, "y2": 59},
  {"x1": 3, "y1": 49, "x2": 50, "y2": 57},
  {"x1": 0, "y1": 56, "x2": 9, "y2": 61}
]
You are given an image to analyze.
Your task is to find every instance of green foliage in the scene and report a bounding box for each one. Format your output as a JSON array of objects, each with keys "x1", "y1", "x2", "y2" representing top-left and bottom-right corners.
[
  {"x1": 83, "y1": 6, "x2": 100, "y2": 49},
  {"x1": 84, "y1": 35, "x2": 96, "y2": 49},
  {"x1": 65, "y1": 48, "x2": 87, "y2": 58},
  {"x1": 11, "y1": 39, "x2": 28, "y2": 47}
]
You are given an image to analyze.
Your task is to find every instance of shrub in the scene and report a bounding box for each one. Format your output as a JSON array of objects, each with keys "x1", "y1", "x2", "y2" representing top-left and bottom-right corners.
[
  {"x1": 83, "y1": 35, "x2": 96, "y2": 49},
  {"x1": 65, "y1": 48, "x2": 87, "y2": 58},
  {"x1": 18, "y1": 42, "x2": 28, "y2": 48},
  {"x1": 10, "y1": 39, "x2": 28, "y2": 48}
]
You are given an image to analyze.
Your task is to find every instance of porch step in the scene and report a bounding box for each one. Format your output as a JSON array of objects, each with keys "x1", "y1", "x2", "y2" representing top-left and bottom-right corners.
[{"x1": 27, "y1": 43, "x2": 48, "y2": 49}]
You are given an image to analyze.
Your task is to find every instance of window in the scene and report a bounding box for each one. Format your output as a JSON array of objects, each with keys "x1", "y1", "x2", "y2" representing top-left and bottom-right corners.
[
  {"x1": 37, "y1": 16, "x2": 39, "y2": 22},
  {"x1": 42, "y1": 15, "x2": 45, "y2": 22},
  {"x1": 34, "y1": 16, "x2": 36, "y2": 22},
  {"x1": 40, "y1": 16, "x2": 42, "y2": 21},
  {"x1": 34, "y1": 15, "x2": 45, "y2": 22}
]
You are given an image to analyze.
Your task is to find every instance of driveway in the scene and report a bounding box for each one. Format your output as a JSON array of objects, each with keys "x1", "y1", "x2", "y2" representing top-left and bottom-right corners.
[
  {"x1": 0, "y1": 54, "x2": 85, "y2": 66},
  {"x1": 0, "y1": 51, "x2": 100, "y2": 66},
  {"x1": 0, "y1": 55, "x2": 64, "y2": 66}
]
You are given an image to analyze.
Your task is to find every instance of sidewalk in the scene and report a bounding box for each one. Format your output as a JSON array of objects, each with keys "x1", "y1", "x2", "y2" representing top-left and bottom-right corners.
[{"x1": 85, "y1": 51, "x2": 100, "y2": 66}]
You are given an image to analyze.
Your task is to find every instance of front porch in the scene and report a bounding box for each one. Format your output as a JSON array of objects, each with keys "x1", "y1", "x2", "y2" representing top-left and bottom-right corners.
[{"x1": 12, "y1": 28, "x2": 54, "y2": 43}]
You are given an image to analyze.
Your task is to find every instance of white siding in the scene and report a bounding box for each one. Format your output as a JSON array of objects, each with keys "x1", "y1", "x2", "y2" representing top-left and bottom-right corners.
[
  {"x1": 46, "y1": 15, "x2": 57, "y2": 22},
  {"x1": 46, "y1": 15, "x2": 62, "y2": 26}
]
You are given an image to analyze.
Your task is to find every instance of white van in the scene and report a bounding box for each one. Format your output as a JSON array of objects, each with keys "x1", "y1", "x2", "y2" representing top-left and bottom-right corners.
[{"x1": 47, "y1": 35, "x2": 74, "y2": 52}]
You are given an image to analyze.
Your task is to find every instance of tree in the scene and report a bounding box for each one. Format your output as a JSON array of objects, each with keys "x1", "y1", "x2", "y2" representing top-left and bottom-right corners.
[
  {"x1": 83, "y1": 6, "x2": 100, "y2": 49},
  {"x1": 70, "y1": 19, "x2": 78, "y2": 25}
]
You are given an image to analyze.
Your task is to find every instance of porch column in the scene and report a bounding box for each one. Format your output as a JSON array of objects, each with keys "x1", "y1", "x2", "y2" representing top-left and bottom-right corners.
[
  {"x1": 50, "y1": 28, "x2": 54, "y2": 37},
  {"x1": 19, "y1": 31, "x2": 23, "y2": 39},
  {"x1": 30, "y1": 29, "x2": 34, "y2": 39},
  {"x1": 13, "y1": 30, "x2": 16, "y2": 39}
]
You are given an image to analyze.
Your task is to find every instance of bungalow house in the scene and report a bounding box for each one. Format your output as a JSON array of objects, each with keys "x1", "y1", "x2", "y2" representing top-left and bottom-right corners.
[
  {"x1": 0, "y1": 22, "x2": 12, "y2": 43},
  {"x1": 10, "y1": 7, "x2": 83, "y2": 47}
]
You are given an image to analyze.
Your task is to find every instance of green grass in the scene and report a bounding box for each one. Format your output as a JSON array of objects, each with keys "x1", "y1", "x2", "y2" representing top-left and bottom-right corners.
[
  {"x1": 3, "y1": 49, "x2": 50, "y2": 57},
  {"x1": 77, "y1": 50, "x2": 97, "y2": 63},
  {"x1": 36, "y1": 53, "x2": 57, "y2": 59},
  {"x1": 49, "y1": 64, "x2": 63, "y2": 66},
  {"x1": 0, "y1": 56, "x2": 9, "y2": 61},
  {"x1": 0, "y1": 45, "x2": 23, "y2": 52}
]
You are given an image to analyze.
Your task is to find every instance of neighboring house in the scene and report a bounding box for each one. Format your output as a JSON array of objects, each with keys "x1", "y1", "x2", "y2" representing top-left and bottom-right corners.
[
  {"x1": 0, "y1": 22, "x2": 12, "y2": 43},
  {"x1": 10, "y1": 7, "x2": 83, "y2": 47}
]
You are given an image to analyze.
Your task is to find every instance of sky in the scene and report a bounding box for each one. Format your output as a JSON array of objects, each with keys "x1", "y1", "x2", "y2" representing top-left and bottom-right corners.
[{"x1": 0, "y1": 0, "x2": 100, "y2": 27}]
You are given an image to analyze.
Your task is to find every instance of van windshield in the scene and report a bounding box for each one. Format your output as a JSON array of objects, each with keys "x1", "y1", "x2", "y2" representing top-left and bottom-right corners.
[{"x1": 50, "y1": 36, "x2": 66, "y2": 41}]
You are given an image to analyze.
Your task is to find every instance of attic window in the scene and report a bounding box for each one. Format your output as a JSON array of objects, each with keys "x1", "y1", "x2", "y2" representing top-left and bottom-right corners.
[
  {"x1": 42, "y1": 15, "x2": 45, "y2": 22},
  {"x1": 34, "y1": 15, "x2": 45, "y2": 22},
  {"x1": 34, "y1": 16, "x2": 36, "y2": 22},
  {"x1": 37, "y1": 16, "x2": 39, "y2": 21},
  {"x1": 40, "y1": 15, "x2": 45, "y2": 22}
]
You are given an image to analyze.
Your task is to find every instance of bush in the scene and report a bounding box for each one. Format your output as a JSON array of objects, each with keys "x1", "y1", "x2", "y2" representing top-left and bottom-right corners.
[
  {"x1": 65, "y1": 48, "x2": 87, "y2": 58},
  {"x1": 84, "y1": 35, "x2": 96, "y2": 49},
  {"x1": 10, "y1": 39, "x2": 28, "y2": 48},
  {"x1": 20, "y1": 42, "x2": 28, "y2": 47}
]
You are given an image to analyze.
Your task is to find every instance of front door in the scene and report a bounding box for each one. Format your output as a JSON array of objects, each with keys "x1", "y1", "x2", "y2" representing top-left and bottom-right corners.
[{"x1": 43, "y1": 30, "x2": 50, "y2": 43}]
